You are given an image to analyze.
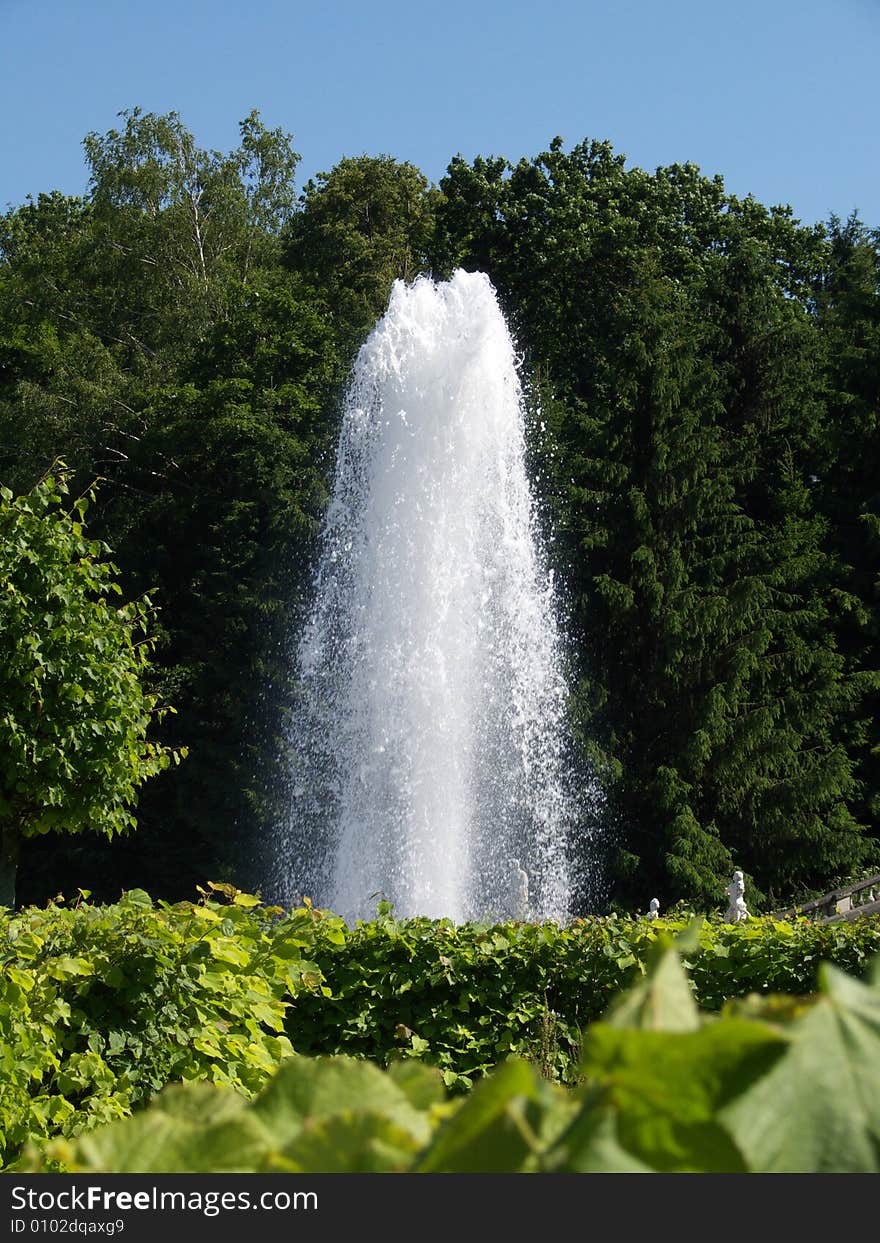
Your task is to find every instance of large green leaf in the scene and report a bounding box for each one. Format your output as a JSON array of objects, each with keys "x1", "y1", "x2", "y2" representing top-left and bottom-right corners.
[
  {"x1": 557, "y1": 1019, "x2": 788, "y2": 1172},
  {"x1": 56, "y1": 1083, "x2": 268, "y2": 1173},
  {"x1": 250, "y1": 1055, "x2": 432, "y2": 1148},
  {"x1": 415, "y1": 1059, "x2": 544, "y2": 1172},
  {"x1": 386, "y1": 1059, "x2": 446, "y2": 1110},
  {"x1": 44, "y1": 1058, "x2": 436, "y2": 1174},
  {"x1": 603, "y1": 947, "x2": 700, "y2": 1031},
  {"x1": 270, "y1": 1112, "x2": 424, "y2": 1172},
  {"x1": 543, "y1": 1105, "x2": 654, "y2": 1173},
  {"x1": 720, "y1": 963, "x2": 880, "y2": 1171}
]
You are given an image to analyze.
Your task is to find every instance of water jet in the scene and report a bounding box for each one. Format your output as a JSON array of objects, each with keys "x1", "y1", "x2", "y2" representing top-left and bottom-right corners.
[{"x1": 278, "y1": 270, "x2": 596, "y2": 922}]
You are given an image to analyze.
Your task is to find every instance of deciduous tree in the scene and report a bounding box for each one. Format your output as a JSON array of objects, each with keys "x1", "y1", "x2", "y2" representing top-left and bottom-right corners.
[{"x1": 0, "y1": 470, "x2": 182, "y2": 905}]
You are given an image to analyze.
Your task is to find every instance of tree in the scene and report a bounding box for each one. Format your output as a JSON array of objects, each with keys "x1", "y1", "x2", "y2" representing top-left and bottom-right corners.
[
  {"x1": 81, "y1": 107, "x2": 302, "y2": 361},
  {"x1": 0, "y1": 470, "x2": 182, "y2": 905},
  {"x1": 91, "y1": 273, "x2": 341, "y2": 897},
  {"x1": 434, "y1": 138, "x2": 875, "y2": 905},
  {"x1": 814, "y1": 215, "x2": 880, "y2": 844},
  {"x1": 0, "y1": 111, "x2": 336, "y2": 904},
  {"x1": 284, "y1": 155, "x2": 438, "y2": 349}
]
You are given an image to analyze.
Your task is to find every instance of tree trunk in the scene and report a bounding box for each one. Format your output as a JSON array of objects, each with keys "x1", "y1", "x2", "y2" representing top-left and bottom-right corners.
[{"x1": 0, "y1": 825, "x2": 20, "y2": 908}]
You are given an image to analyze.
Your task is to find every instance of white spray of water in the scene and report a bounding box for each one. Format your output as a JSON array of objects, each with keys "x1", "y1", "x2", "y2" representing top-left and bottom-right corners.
[{"x1": 283, "y1": 270, "x2": 591, "y2": 922}]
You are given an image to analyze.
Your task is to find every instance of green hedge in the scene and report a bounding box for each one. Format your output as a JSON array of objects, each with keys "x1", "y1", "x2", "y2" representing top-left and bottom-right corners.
[
  {"x1": 26, "y1": 946, "x2": 880, "y2": 1173},
  {"x1": 283, "y1": 903, "x2": 880, "y2": 1088},
  {"x1": 0, "y1": 886, "x2": 342, "y2": 1168},
  {"x1": 2, "y1": 889, "x2": 879, "y2": 1168}
]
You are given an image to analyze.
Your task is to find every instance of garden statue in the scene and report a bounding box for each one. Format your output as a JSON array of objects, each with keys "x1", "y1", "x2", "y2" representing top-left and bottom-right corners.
[
  {"x1": 724, "y1": 870, "x2": 749, "y2": 923},
  {"x1": 647, "y1": 897, "x2": 660, "y2": 919},
  {"x1": 508, "y1": 857, "x2": 530, "y2": 920}
]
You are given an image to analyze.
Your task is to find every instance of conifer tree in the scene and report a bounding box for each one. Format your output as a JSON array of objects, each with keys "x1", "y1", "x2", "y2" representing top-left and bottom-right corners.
[
  {"x1": 435, "y1": 141, "x2": 875, "y2": 905},
  {"x1": 814, "y1": 216, "x2": 880, "y2": 847}
]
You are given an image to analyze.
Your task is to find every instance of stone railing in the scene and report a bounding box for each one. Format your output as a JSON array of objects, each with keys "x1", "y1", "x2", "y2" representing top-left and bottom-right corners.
[{"x1": 771, "y1": 872, "x2": 880, "y2": 924}]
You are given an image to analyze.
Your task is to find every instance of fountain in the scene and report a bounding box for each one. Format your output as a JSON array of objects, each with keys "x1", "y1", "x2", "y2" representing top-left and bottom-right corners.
[{"x1": 279, "y1": 270, "x2": 596, "y2": 923}]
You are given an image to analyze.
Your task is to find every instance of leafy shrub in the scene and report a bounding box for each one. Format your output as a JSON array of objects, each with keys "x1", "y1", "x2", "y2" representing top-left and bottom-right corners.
[
  {"x1": 3, "y1": 890, "x2": 879, "y2": 1168},
  {"x1": 27, "y1": 945, "x2": 880, "y2": 1173},
  {"x1": 0, "y1": 471, "x2": 183, "y2": 906},
  {"x1": 283, "y1": 905, "x2": 880, "y2": 1088},
  {"x1": 0, "y1": 887, "x2": 344, "y2": 1168}
]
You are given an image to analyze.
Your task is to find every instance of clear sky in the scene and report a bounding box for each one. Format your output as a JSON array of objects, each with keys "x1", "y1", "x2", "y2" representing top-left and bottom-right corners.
[{"x1": 2, "y1": 0, "x2": 878, "y2": 228}]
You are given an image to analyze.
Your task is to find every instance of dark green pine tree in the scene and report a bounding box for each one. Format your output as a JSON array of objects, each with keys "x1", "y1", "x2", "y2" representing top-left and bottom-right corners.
[
  {"x1": 435, "y1": 140, "x2": 875, "y2": 906},
  {"x1": 553, "y1": 260, "x2": 758, "y2": 905},
  {"x1": 696, "y1": 217, "x2": 874, "y2": 900},
  {"x1": 814, "y1": 214, "x2": 880, "y2": 849}
]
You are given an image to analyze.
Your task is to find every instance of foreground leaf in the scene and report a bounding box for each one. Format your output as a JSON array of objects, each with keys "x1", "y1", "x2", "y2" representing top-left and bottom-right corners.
[
  {"x1": 415, "y1": 1059, "x2": 543, "y2": 1172},
  {"x1": 720, "y1": 964, "x2": 880, "y2": 1171},
  {"x1": 558, "y1": 1019, "x2": 788, "y2": 1171},
  {"x1": 603, "y1": 946, "x2": 700, "y2": 1032}
]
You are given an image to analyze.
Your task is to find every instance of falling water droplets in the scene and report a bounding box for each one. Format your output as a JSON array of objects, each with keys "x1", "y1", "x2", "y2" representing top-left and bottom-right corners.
[{"x1": 278, "y1": 270, "x2": 597, "y2": 923}]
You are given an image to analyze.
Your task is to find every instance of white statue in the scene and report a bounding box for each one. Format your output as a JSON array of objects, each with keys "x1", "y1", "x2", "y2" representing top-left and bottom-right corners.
[
  {"x1": 724, "y1": 870, "x2": 749, "y2": 923},
  {"x1": 647, "y1": 897, "x2": 660, "y2": 919},
  {"x1": 507, "y1": 857, "x2": 530, "y2": 921}
]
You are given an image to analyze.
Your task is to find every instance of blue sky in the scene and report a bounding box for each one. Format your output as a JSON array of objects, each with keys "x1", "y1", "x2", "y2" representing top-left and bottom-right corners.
[{"x1": 2, "y1": 0, "x2": 878, "y2": 227}]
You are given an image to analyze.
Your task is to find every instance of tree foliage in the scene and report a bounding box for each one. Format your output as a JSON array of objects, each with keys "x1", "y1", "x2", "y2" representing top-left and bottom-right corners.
[
  {"x1": 432, "y1": 138, "x2": 879, "y2": 904},
  {"x1": 0, "y1": 113, "x2": 342, "y2": 902},
  {"x1": 284, "y1": 154, "x2": 438, "y2": 349},
  {"x1": 12, "y1": 915, "x2": 880, "y2": 1174},
  {"x1": 1, "y1": 112, "x2": 879, "y2": 909},
  {"x1": 0, "y1": 471, "x2": 181, "y2": 904}
]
